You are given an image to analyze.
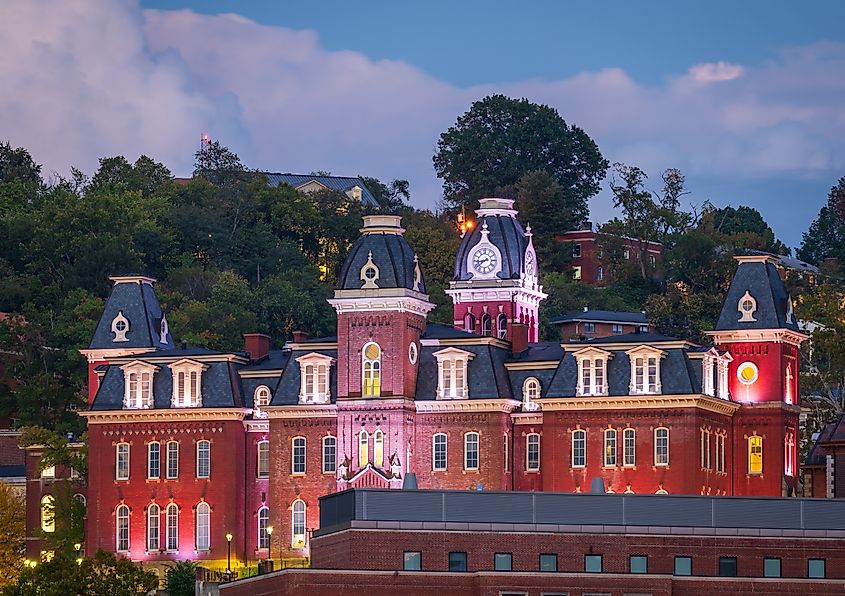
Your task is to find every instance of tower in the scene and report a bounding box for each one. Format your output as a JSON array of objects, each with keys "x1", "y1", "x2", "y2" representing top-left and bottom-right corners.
[
  {"x1": 79, "y1": 275, "x2": 173, "y2": 405},
  {"x1": 447, "y1": 198, "x2": 547, "y2": 342},
  {"x1": 328, "y1": 215, "x2": 434, "y2": 480},
  {"x1": 708, "y1": 255, "x2": 807, "y2": 495}
]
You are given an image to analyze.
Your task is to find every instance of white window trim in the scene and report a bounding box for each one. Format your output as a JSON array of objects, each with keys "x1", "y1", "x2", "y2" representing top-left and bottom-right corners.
[
  {"x1": 196, "y1": 502, "x2": 210, "y2": 551},
  {"x1": 296, "y1": 353, "x2": 334, "y2": 404},
  {"x1": 291, "y1": 500, "x2": 306, "y2": 548},
  {"x1": 623, "y1": 428, "x2": 636, "y2": 467},
  {"x1": 433, "y1": 347, "x2": 475, "y2": 400},
  {"x1": 603, "y1": 429, "x2": 617, "y2": 467},
  {"x1": 373, "y1": 429, "x2": 384, "y2": 468},
  {"x1": 196, "y1": 440, "x2": 211, "y2": 479},
  {"x1": 571, "y1": 429, "x2": 586, "y2": 468},
  {"x1": 359, "y1": 430, "x2": 369, "y2": 467},
  {"x1": 522, "y1": 377, "x2": 541, "y2": 411},
  {"x1": 257, "y1": 440, "x2": 270, "y2": 478},
  {"x1": 168, "y1": 359, "x2": 208, "y2": 408},
  {"x1": 291, "y1": 436, "x2": 306, "y2": 475},
  {"x1": 116, "y1": 504, "x2": 130, "y2": 552},
  {"x1": 116, "y1": 442, "x2": 130, "y2": 481},
  {"x1": 526, "y1": 433, "x2": 540, "y2": 471},
  {"x1": 166, "y1": 441, "x2": 179, "y2": 479},
  {"x1": 574, "y1": 347, "x2": 612, "y2": 397},
  {"x1": 322, "y1": 435, "x2": 337, "y2": 474},
  {"x1": 627, "y1": 346, "x2": 665, "y2": 395},
  {"x1": 147, "y1": 503, "x2": 160, "y2": 551},
  {"x1": 254, "y1": 385, "x2": 272, "y2": 411},
  {"x1": 738, "y1": 290, "x2": 757, "y2": 322},
  {"x1": 165, "y1": 503, "x2": 179, "y2": 552},
  {"x1": 654, "y1": 427, "x2": 670, "y2": 467},
  {"x1": 432, "y1": 433, "x2": 448, "y2": 471},
  {"x1": 362, "y1": 342, "x2": 382, "y2": 397},
  {"x1": 147, "y1": 442, "x2": 160, "y2": 480},
  {"x1": 258, "y1": 506, "x2": 270, "y2": 549},
  {"x1": 121, "y1": 361, "x2": 159, "y2": 409},
  {"x1": 464, "y1": 432, "x2": 480, "y2": 471}
]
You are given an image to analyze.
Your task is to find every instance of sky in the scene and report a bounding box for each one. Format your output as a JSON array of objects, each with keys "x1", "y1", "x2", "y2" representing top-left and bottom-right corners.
[{"x1": 2, "y1": 1, "x2": 845, "y2": 249}]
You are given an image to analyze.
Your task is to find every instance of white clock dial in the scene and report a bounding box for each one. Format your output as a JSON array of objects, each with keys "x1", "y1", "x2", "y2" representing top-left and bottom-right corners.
[{"x1": 472, "y1": 247, "x2": 497, "y2": 274}]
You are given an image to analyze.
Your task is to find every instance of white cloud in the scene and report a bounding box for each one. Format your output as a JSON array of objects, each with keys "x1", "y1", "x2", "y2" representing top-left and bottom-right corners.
[{"x1": 687, "y1": 61, "x2": 745, "y2": 83}]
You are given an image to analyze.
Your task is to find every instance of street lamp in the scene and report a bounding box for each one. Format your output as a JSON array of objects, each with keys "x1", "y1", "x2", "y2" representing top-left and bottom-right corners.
[
  {"x1": 266, "y1": 526, "x2": 274, "y2": 565},
  {"x1": 225, "y1": 532, "x2": 233, "y2": 574}
]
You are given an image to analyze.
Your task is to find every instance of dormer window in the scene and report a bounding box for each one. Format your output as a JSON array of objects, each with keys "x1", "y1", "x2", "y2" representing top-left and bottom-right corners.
[
  {"x1": 111, "y1": 311, "x2": 130, "y2": 342},
  {"x1": 121, "y1": 362, "x2": 158, "y2": 409},
  {"x1": 254, "y1": 385, "x2": 271, "y2": 410},
  {"x1": 574, "y1": 348, "x2": 611, "y2": 396},
  {"x1": 362, "y1": 342, "x2": 381, "y2": 397},
  {"x1": 627, "y1": 346, "x2": 665, "y2": 395},
  {"x1": 522, "y1": 377, "x2": 541, "y2": 411},
  {"x1": 296, "y1": 353, "x2": 333, "y2": 404},
  {"x1": 702, "y1": 349, "x2": 732, "y2": 399},
  {"x1": 159, "y1": 316, "x2": 169, "y2": 344},
  {"x1": 738, "y1": 290, "x2": 757, "y2": 323},
  {"x1": 168, "y1": 359, "x2": 207, "y2": 408},
  {"x1": 433, "y1": 347, "x2": 475, "y2": 399}
]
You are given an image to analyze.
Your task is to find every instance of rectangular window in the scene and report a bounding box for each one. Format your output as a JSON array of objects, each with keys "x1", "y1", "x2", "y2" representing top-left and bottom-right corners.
[
  {"x1": 584, "y1": 554, "x2": 602, "y2": 573},
  {"x1": 764, "y1": 558, "x2": 781, "y2": 578},
  {"x1": 655, "y1": 428, "x2": 669, "y2": 466},
  {"x1": 116, "y1": 443, "x2": 130, "y2": 480},
  {"x1": 604, "y1": 429, "x2": 617, "y2": 467},
  {"x1": 433, "y1": 434, "x2": 447, "y2": 471},
  {"x1": 166, "y1": 441, "x2": 179, "y2": 479},
  {"x1": 749, "y1": 435, "x2": 763, "y2": 474},
  {"x1": 449, "y1": 551, "x2": 467, "y2": 572},
  {"x1": 583, "y1": 322, "x2": 595, "y2": 333},
  {"x1": 573, "y1": 266, "x2": 582, "y2": 280},
  {"x1": 464, "y1": 433, "x2": 479, "y2": 470},
  {"x1": 147, "y1": 505, "x2": 159, "y2": 551},
  {"x1": 632, "y1": 355, "x2": 660, "y2": 393},
  {"x1": 41, "y1": 465, "x2": 55, "y2": 479},
  {"x1": 719, "y1": 556, "x2": 737, "y2": 577},
  {"x1": 526, "y1": 434, "x2": 540, "y2": 471},
  {"x1": 148, "y1": 442, "x2": 160, "y2": 479},
  {"x1": 630, "y1": 555, "x2": 647, "y2": 574},
  {"x1": 808, "y1": 558, "x2": 825, "y2": 579},
  {"x1": 716, "y1": 434, "x2": 725, "y2": 473},
  {"x1": 166, "y1": 506, "x2": 178, "y2": 551},
  {"x1": 597, "y1": 266, "x2": 604, "y2": 281},
  {"x1": 572, "y1": 243, "x2": 582, "y2": 258},
  {"x1": 701, "y1": 430, "x2": 711, "y2": 469},
  {"x1": 292, "y1": 437, "x2": 306, "y2": 475},
  {"x1": 623, "y1": 248, "x2": 630, "y2": 260},
  {"x1": 503, "y1": 434, "x2": 509, "y2": 472},
  {"x1": 612, "y1": 324, "x2": 623, "y2": 334},
  {"x1": 196, "y1": 440, "x2": 210, "y2": 478},
  {"x1": 674, "y1": 556, "x2": 692, "y2": 576},
  {"x1": 323, "y1": 436, "x2": 337, "y2": 474},
  {"x1": 494, "y1": 553, "x2": 513, "y2": 571},
  {"x1": 403, "y1": 551, "x2": 421, "y2": 571},
  {"x1": 579, "y1": 357, "x2": 606, "y2": 396},
  {"x1": 257, "y1": 441, "x2": 270, "y2": 478},
  {"x1": 572, "y1": 430, "x2": 586, "y2": 468},
  {"x1": 623, "y1": 429, "x2": 635, "y2": 466},
  {"x1": 539, "y1": 553, "x2": 558, "y2": 572}
]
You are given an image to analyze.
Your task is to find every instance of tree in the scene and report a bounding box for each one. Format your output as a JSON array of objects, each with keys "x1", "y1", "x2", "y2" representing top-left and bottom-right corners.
[
  {"x1": 797, "y1": 283, "x2": 845, "y2": 417},
  {"x1": 0, "y1": 483, "x2": 25, "y2": 591},
  {"x1": 705, "y1": 205, "x2": 789, "y2": 255},
  {"x1": 433, "y1": 95, "x2": 607, "y2": 212},
  {"x1": 358, "y1": 176, "x2": 410, "y2": 213},
  {"x1": 2, "y1": 550, "x2": 157, "y2": 596},
  {"x1": 799, "y1": 176, "x2": 845, "y2": 266},
  {"x1": 166, "y1": 560, "x2": 198, "y2": 596}
]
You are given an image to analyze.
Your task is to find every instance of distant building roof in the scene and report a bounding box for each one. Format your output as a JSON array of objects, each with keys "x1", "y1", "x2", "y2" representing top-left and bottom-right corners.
[
  {"x1": 265, "y1": 173, "x2": 378, "y2": 207},
  {"x1": 551, "y1": 309, "x2": 649, "y2": 326},
  {"x1": 745, "y1": 250, "x2": 820, "y2": 275}
]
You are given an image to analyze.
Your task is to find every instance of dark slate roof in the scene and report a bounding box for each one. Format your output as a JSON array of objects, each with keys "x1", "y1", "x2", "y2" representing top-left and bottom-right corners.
[
  {"x1": 805, "y1": 422, "x2": 837, "y2": 466},
  {"x1": 454, "y1": 214, "x2": 528, "y2": 281},
  {"x1": 0, "y1": 465, "x2": 25, "y2": 478},
  {"x1": 337, "y1": 232, "x2": 425, "y2": 292},
  {"x1": 89, "y1": 279, "x2": 174, "y2": 351},
  {"x1": 564, "y1": 332, "x2": 681, "y2": 345},
  {"x1": 550, "y1": 310, "x2": 648, "y2": 325},
  {"x1": 271, "y1": 348, "x2": 338, "y2": 406},
  {"x1": 506, "y1": 342, "x2": 564, "y2": 362},
  {"x1": 416, "y1": 343, "x2": 513, "y2": 401},
  {"x1": 264, "y1": 173, "x2": 378, "y2": 207},
  {"x1": 422, "y1": 323, "x2": 477, "y2": 340},
  {"x1": 240, "y1": 350, "x2": 291, "y2": 372},
  {"x1": 715, "y1": 259, "x2": 800, "y2": 332},
  {"x1": 129, "y1": 347, "x2": 222, "y2": 359}
]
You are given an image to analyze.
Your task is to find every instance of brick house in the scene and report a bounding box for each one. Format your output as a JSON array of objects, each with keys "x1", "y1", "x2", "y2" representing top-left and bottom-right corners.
[
  {"x1": 556, "y1": 226, "x2": 663, "y2": 286},
  {"x1": 550, "y1": 308, "x2": 652, "y2": 340}
]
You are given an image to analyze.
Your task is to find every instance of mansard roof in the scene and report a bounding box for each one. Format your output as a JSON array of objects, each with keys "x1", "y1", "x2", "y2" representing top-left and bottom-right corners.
[
  {"x1": 453, "y1": 201, "x2": 529, "y2": 282},
  {"x1": 88, "y1": 276, "x2": 173, "y2": 351},
  {"x1": 271, "y1": 347, "x2": 338, "y2": 406},
  {"x1": 805, "y1": 422, "x2": 837, "y2": 467},
  {"x1": 715, "y1": 255, "x2": 800, "y2": 332}
]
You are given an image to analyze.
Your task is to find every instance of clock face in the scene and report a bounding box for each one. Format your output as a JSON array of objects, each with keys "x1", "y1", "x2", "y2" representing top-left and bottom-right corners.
[
  {"x1": 525, "y1": 251, "x2": 535, "y2": 276},
  {"x1": 472, "y1": 247, "x2": 497, "y2": 274}
]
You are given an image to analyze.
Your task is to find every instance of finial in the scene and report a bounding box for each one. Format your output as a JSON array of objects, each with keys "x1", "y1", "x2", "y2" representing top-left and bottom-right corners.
[
  {"x1": 481, "y1": 221, "x2": 489, "y2": 231},
  {"x1": 525, "y1": 223, "x2": 532, "y2": 236}
]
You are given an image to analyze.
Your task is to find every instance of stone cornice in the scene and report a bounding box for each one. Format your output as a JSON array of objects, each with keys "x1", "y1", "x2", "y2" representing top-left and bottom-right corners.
[
  {"x1": 445, "y1": 286, "x2": 547, "y2": 304},
  {"x1": 707, "y1": 329, "x2": 808, "y2": 346},
  {"x1": 421, "y1": 337, "x2": 510, "y2": 349},
  {"x1": 539, "y1": 394, "x2": 741, "y2": 416},
  {"x1": 243, "y1": 420, "x2": 270, "y2": 432},
  {"x1": 263, "y1": 404, "x2": 338, "y2": 418},
  {"x1": 328, "y1": 295, "x2": 434, "y2": 316},
  {"x1": 238, "y1": 369, "x2": 285, "y2": 379},
  {"x1": 563, "y1": 340, "x2": 692, "y2": 352},
  {"x1": 79, "y1": 348, "x2": 153, "y2": 362},
  {"x1": 512, "y1": 412, "x2": 543, "y2": 425},
  {"x1": 415, "y1": 399, "x2": 521, "y2": 414},
  {"x1": 110, "y1": 353, "x2": 249, "y2": 365},
  {"x1": 78, "y1": 408, "x2": 251, "y2": 423},
  {"x1": 504, "y1": 361, "x2": 558, "y2": 371}
]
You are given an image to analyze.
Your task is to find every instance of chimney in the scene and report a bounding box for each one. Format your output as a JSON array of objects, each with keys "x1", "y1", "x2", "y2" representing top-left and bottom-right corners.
[
  {"x1": 291, "y1": 330, "x2": 310, "y2": 343},
  {"x1": 243, "y1": 333, "x2": 271, "y2": 363},
  {"x1": 511, "y1": 323, "x2": 529, "y2": 356}
]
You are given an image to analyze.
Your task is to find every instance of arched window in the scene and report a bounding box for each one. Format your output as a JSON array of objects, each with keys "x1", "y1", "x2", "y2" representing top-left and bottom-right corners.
[
  {"x1": 196, "y1": 502, "x2": 210, "y2": 551},
  {"x1": 254, "y1": 385, "x2": 271, "y2": 408},
  {"x1": 74, "y1": 493, "x2": 87, "y2": 509},
  {"x1": 322, "y1": 436, "x2": 337, "y2": 474},
  {"x1": 481, "y1": 314, "x2": 492, "y2": 336},
  {"x1": 258, "y1": 506, "x2": 269, "y2": 549},
  {"x1": 291, "y1": 500, "x2": 306, "y2": 548},
  {"x1": 148, "y1": 442, "x2": 160, "y2": 479},
  {"x1": 432, "y1": 433, "x2": 447, "y2": 471},
  {"x1": 748, "y1": 435, "x2": 763, "y2": 475},
  {"x1": 256, "y1": 440, "x2": 270, "y2": 478},
  {"x1": 464, "y1": 432, "x2": 479, "y2": 470},
  {"x1": 166, "y1": 503, "x2": 178, "y2": 551},
  {"x1": 526, "y1": 433, "x2": 540, "y2": 471},
  {"x1": 358, "y1": 430, "x2": 369, "y2": 467},
  {"x1": 604, "y1": 429, "x2": 617, "y2": 467},
  {"x1": 116, "y1": 504, "x2": 129, "y2": 552},
  {"x1": 464, "y1": 312, "x2": 476, "y2": 333},
  {"x1": 196, "y1": 440, "x2": 210, "y2": 478},
  {"x1": 116, "y1": 442, "x2": 130, "y2": 481},
  {"x1": 292, "y1": 437, "x2": 306, "y2": 475},
  {"x1": 623, "y1": 429, "x2": 636, "y2": 467},
  {"x1": 523, "y1": 377, "x2": 541, "y2": 411},
  {"x1": 654, "y1": 428, "x2": 669, "y2": 466},
  {"x1": 166, "y1": 441, "x2": 179, "y2": 479},
  {"x1": 147, "y1": 504, "x2": 160, "y2": 551},
  {"x1": 497, "y1": 313, "x2": 508, "y2": 340},
  {"x1": 362, "y1": 342, "x2": 381, "y2": 397},
  {"x1": 373, "y1": 430, "x2": 384, "y2": 468},
  {"x1": 40, "y1": 495, "x2": 55, "y2": 533},
  {"x1": 572, "y1": 430, "x2": 586, "y2": 468}
]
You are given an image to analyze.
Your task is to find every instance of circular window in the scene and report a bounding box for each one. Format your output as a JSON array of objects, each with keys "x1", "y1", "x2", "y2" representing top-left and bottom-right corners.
[
  {"x1": 364, "y1": 267, "x2": 377, "y2": 280},
  {"x1": 741, "y1": 299, "x2": 754, "y2": 312},
  {"x1": 364, "y1": 343, "x2": 381, "y2": 360},
  {"x1": 115, "y1": 320, "x2": 127, "y2": 332},
  {"x1": 408, "y1": 342, "x2": 418, "y2": 364},
  {"x1": 736, "y1": 362, "x2": 759, "y2": 385}
]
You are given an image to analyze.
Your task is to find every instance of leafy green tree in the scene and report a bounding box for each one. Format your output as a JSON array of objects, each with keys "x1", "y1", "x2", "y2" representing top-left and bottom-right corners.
[
  {"x1": 404, "y1": 210, "x2": 461, "y2": 325},
  {"x1": 705, "y1": 205, "x2": 789, "y2": 255},
  {"x1": 433, "y1": 94, "x2": 607, "y2": 212},
  {"x1": 540, "y1": 272, "x2": 634, "y2": 340},
  {"x1": 799, "y1": 176, "x2": 845, "y2": 266},
  {"x1": 166, "y1": 560, "x2": 198, "y2": 596},
  {"x1": 797, "y1": 283, "x2": 845, "y2": 417},
  {"x1": 359, "y1": 176, "x2": 410, "y2": 213},
  {"x1": 0, "y1": 483, "x2": 25, "y2": 591}
]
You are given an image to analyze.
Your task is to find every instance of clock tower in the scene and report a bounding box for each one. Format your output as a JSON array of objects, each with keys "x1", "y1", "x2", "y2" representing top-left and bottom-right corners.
[{"x1": 447, "y1": 198, "x2": 547, "y2": 342}]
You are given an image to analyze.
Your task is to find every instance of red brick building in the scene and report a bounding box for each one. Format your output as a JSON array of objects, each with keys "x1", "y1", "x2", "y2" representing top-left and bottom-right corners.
[
  {"x1": 551, "y1": 308, "x2": 652, "y2": 340},
  {"x1": 556, "y1": 226, "x2": 663, "y2": 286},
  {"x1": 29, "y1": 199, "x2": 808, "y2": 575}
]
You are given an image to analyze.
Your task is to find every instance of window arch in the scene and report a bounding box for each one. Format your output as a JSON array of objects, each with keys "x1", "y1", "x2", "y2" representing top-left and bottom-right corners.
[
  {"x1": 480, "y1": 313, "x2": 492, "y2": 336},
  {"x1": 464, "y1": 432, "x2": 479, "y2": 470},
  {"x1": 572, "y1": 429, "x2": 586, "y2": 468},
  {"x1": 362, "y1": 342, "x2": 381, "y2": 397},
  {"x1": 291, "y1": 500, "x2": 306, "y2": 548},
  {"x1": 257, "y1": 440, "x2": 269, "y2": 478},
  {"x1": 116, "y1": 504, "x2": 129, "y2": 552},
  {"x1": 464, "y1": 312, "x2": 476, "y2": 333},
  {"x1": 41, "y1": 495, "x2": 55, "y2": 533},
  {"x1": 196, "y1": 502, "x2": 210, "y2": 551},
  {"x1": 749, "y1": 435, "x2": 763, "y2": 475},
  {"x1": 166, "y1": 503, "x2": 178, "y2": 551},
  {"x1": 374, "y1": 430, "x2": 384, "y2": 468},
  {"x1": 254, "y1": 385, "x2": 271, "y2": 408},
  {"x1": 166, "y1": 441, "x2": 179, "y2": 479},
  {"x1": 497, "y1": 313, "x2": 508, "y2": 339},
  {"x1": 654, "y1": 428, "x2": 669, "y2": 466},
  {"x1": 258, "y1": 506, "x2": 270, "y2": 549},
  {"x1": 526, "y1": 433, "x2": 540, "y2": 471},
  {"x1": 196, "y1": 440, "x2": 210, "y2": 478},
  {"x1": 358, "y1": 430, "x2": 369, "y2": 467},
  {"x1": 116, "y1": 442, "x2": 130, "y2": 481},
  {"x1": 322, "y1": 436, "x2": 337, "y2": 474},
  {"x1": 522, "y1": 377, "x2": 541, "y2": 411},
  {"x1": 604, "y1": 429, "x2": 617, "y2": 467},
  {"x1": 432, "y1": 433, "x2": 447, "y2": 471},
  {"x1": 147, "y1": 503, "x2": 160, "y2": 551},
  {"x1": 623, "y1": 428, "x2": 636, "y2": 467},
  {"x1": 292, "y1": 437, "x2": 306, "y2": 475},
  {"x1": 73, "y1": 493, "x2": 87, "y2": 509}
]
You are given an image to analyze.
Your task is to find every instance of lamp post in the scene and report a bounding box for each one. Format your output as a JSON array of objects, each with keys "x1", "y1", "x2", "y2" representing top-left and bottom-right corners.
[
  {"x1": 266, "y1": 526, "x2": 274, "y2": 566},
  {"x1": 225, "y1": 532, "x2": 233, "y2": 575}
]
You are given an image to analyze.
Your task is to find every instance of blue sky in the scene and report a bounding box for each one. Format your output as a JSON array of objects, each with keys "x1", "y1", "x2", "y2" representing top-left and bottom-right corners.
[{"x1": 3, "y1": 1, "x2": 845, "y2": 249}]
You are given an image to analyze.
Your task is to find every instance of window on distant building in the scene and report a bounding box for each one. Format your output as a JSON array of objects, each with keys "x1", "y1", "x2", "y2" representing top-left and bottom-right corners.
[
  {"x1": 674, "y1": 556, "x2": 692, "y2": 576},
  {"x1": 374, "y1": 430, "x2": 384, "y2": 468},
  {"x1": 719, "y1": 557, "x2": 737, "y2": 577},
  {"x1": 539, "y1": 553, "x2": 558, "y2": 572},
  {"x1": 572, "y1": 429, "x2": 586, "y2": 468},
  {"x1": 196, "y1": 440, "x2": 210, "y2": 479},
  {"x1": 494, "y1": 553, "x2": 513, "y2": 571},
  {"x1": 116, "y1": 442, "x2": 130, "y2": 481},
  {"x1": 322, "y1": 436, "x2": 336, "y2": 474},
  {"x1": 434, "y1": 348, "x2": 474, "y2": 399},
  {"x1": 583, "y1": 322, "x2": 595, "y2": 334},
  {"x1": 297, "y1": 354, "x2": 332, "y2": 404},
  {"x1": 612, "y1": 324, "x2": 623, "y2": 334},
  {"x1": 166, "y1": 503, "x2": 178, "y2": 551},
  {"x1": 147, "y1": 503, "x2": 160, "y2": 551},
  {"x1": 654, "y1": 428, "x2": 669, "y2": 466},
  {"x1": 257, "y1": 440, "x2": 269, "y2": 478},
  {"x1": 292, "y1": 437, "x2": 306, "y2": 475},
  {"x1": 481, "y1": 314, "x2": 492, "y2": 336},
  {"x1": 604, "y1": 429, "x2": 617, "y2": 467},
  {"x1": 575, "y1": 348, "x2": 610, "y2": 396},
  {"x1": 623, "y1": 248, "x2": 630, "y2": 260},
  {"x1": 573, "y1": 266, "x2": 582, "y2": 280},
  {"x1": 597, "y1": 266, "x2": 604, "y2": 281},
  {"x1": 404, "y1": 551, "x2": 422, "y2": 571},
  {"x1": 749, "y1": 435, "x2": 763, "y2": 474},
  {"x1": 40, "y1": 465, "x2": 55, "y2": 479},
  {"x1": 196, "y1": 502, "x2": 210, "y2": 551},
  {"x1": 148, "y1": 442, "x2": 160, "y2": 479},
  {"x1": 362, "y1": 342, "x2": 381, "y2": 397},
  {"x1": 116, "y1": 504, "x2": 130, "y2": 552},
  {"x1": 433, "y1": 433, "x2": 447, "y2": 471},
  {"x1": 464, "y1": 432, "x2": 479, "y2": 470},
  {"x1": 41, "y1": 495, "x2": 55, "y2": 533},
  {"x1": 291, "y1": 500, "x2": 306, "y2": 548},
  {"x1": 584, "y1": 554, "x2": 602, "y2": 573},
  {"x1": 764, "y1": 558, "x2": 781, "y2": 578},
  {"x1": 166, "y1": 441, "x2": 179, "y2": 479},
  {"x1": 649, "y1": 254, "x2": 657, "y2": 268},
  {"x1": 258, "y1": 506, "x2": 270, "y2": 549},
  {"x1": 169, "y1": 360, "x2": 206, "y2": 408},
  {"x1": 497, "y1": 313, "x2": 508, "y2": 340},
  {"x1": 808, "y1": 559, "x2": 825, "y2": 579},
  {"x1": 449, "y1": 552, "x2": 468, "y2": 572},
  {"x1": 572, "y1": 243, "x2": 582, "y2": 258},
  {"x1": 628, "y1": 346, "x2": 663, "y2": 394},
  {"x1": 630, "y1": 555, "x2": 648, "y2": 574},
  {"x1": 122, "y1": 362, "x2": 156, "y2": 409},
  {"x1": 526, "y1": 433, "x2": 540, "y2": 471},
  {"x1": 522, "y1": 377, "x2": 541, "y2": 411},
  {"x1": 623, "y1": 428, "x2": 635, "y2": 466}
]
